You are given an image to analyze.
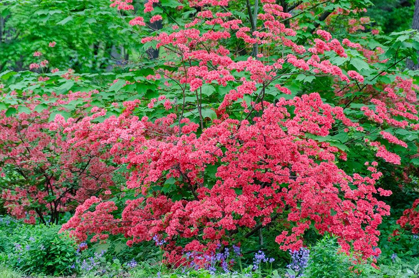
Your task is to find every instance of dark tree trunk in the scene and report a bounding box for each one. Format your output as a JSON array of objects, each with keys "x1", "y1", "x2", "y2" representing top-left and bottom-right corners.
[
  {"x1": 146, "y1": 19, "x2": 162, "y2": 59},
  {"x1": 407, "y1": 0, "x2": 419, "y2": 70},
  {"x1": 145, "y1": 0, "x2": 162, "y2": 60}
]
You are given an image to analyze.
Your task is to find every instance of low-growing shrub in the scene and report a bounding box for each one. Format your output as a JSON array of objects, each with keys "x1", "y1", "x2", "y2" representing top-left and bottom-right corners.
[
  {"x1": 1, "y1": 220, "x2": 78, "y2": 276},
  {"x1": 0, "y1": 216, "x2": 21, "y2": 253},
  {"x1": 0, "y1": 264, "x2": 22, "y2": 278},
  {"x1": 303, "y1": 235, "x2": 376, "y2": 278}
]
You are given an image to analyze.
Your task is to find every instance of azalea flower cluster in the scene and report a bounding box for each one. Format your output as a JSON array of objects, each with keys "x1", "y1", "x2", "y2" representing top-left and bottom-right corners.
[
  {"x1": 61, "y1": 94, "x2": 390, "y2": 264},
  {"x1": 0, "y1": 92, "x2": 119, "y2": 224},
  {"x1": 397, "y1": 199, "x2": 419, "y2": 234}
]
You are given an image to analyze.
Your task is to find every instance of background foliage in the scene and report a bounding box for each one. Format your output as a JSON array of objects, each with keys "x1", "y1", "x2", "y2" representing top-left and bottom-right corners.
[{"x1": 0, "y1": 0, "x2": 419, "y2": 277}]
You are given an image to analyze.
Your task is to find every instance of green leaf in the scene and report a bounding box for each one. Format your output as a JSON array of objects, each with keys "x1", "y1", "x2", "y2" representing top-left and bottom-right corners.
[
  {"x1": 5, "y1": 107, "x2": 17, "y2": 117},
  {"x1": 201, "y1": 108, "x2": 217, "y2": 120},
  {"x1": 57, "y1": 81, "x2": 74, "y2": 94},
  {"x1": 330, "y1": 56, "x2": 347, "y2": 66},
  {"x1": 329, "y1": 142, "x2": 349, "y2": 152},
  {"x1": 350, "y1": 58, "x2": 369, "y2": 71},
  {"x1": 296, "y1": 74, "x2": 306, "y2": 81},
  {"x1": 48, "y1": 111, "x2": 71, "y2": 122},
  {"x1": 18, "y1": 106, "x2": 31, "y2": 114},
  {"x1": 243, "y1": 95, "x2": 252, "y2": 106},
  {"x1": 160, "y1": 0, "x2": 182, "y2": 8},
  {"x1": 0, "y1": 70, "x2": 17, "y2": 81},
  {"x1": 165, "y1": 177, "x2": 176, "y2": 185},
  {"x1": 47, "y1": 9, "x2": 63, "y2": 15},
  {"x1": 201, "y1": 84, "x2": 216, "y2": 96},
  {"x1": 109, "y1": 79, "x2": 125, "y2": 92},
  {"x1": 85, "y1": 18, "x2": 97, "y2": 24},
  {"x1": 0, "y1": 103, "x2": 7, "y2": 111},
  {"x1": 35, "y1": 9, "x2": 50, "y2": 15},
  {"x1": 142, "y1": 40, "x2": 158, "y2": 50},
  {"x1": 162, "y1": 178, "x2": 177, "y2": 193},
  {"x1": 57, "y1": 16, "x2": 73, "y2": 25},
  {"x1": 34, "y1": 104, "x2": 49, "y2": 112},
  {"x1": 304, "y1": 75, "x2": 315, "y2": 83},
  {"x1": 9, "y1": 82, "x2": 27, "y2": 91},
  {"x1": 396, "y1": 35, "x2": 410, "y2": 42}
]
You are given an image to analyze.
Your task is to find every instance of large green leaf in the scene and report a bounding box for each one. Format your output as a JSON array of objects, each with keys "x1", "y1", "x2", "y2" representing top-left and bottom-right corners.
[
  {"x1": 201, "y1": 108, "x2": 217, "y2": 120},
  {"x1": 109, "y1": 80, "x2": 126, "y2": 92},
  {"x1": 57, "y1": 16, "x2": 73, "y2": 25},
  {"x1": 18, "y1": 106, "x2": 31, "y2": 114},
  {"x1": 48, "y1": 111, "x2": 71, "y2": 122},
  {"x1": 5, "y1": 107, "x2": 17, "y2": 117},
  {"x1": 0, "y1": 103, "x2": 7, "y2": 111},
  {"x1": 57, "y1": 81, "x2": 75, "y2": 94},
  {"x1": 350, "y1": 58, "x2": 369, "y2": 72}
]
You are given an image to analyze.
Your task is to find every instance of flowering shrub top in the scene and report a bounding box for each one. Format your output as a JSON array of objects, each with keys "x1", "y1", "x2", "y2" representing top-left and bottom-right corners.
[
  {"x1": 0, "y1": 91, "x2": 118, "y2": 224},
  {"x1": 62, "y1": 94, "x2": 390, "y2": 262}
]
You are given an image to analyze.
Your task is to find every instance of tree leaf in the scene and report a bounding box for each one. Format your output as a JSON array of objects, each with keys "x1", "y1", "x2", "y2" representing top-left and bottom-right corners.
[
  {"x1": 18, "y1": 106, "x2": 31, "y2": 114},
  {"x1": 57, "y1": 81, "x2": 74, "y2": 94},
  {"x1": 49, "y1": 10, "x2": 63, "y2": 15},
  {"x1": 0, "y1": 103, "x2": 7, "y2": 111},
  {"x1": 34, "y1": 104, "x2": 49, "y2": 112},
  {"x1": 350, "y1": 58, "x2": 369, "y2": 71},
  {"x1": 57, "y1": 16, "x2": 73, "y2": 25},
  {"x1": 48, "y1": 111, "x2": 71, "y2": 122},
  {"x1": 160, "y1": 0, "x2": 182, "y2": 8},
  {"x1": 109, "y1": 79, "x2": 125, "y2": 92},
  {"x1": 85, "y1": 18, "x2": 97, "y2": 24},
  {"x1": 201, "y1": 108, "x2": 217, "y2": 120},
  {"x1": 5, "y1": 107, "x2": 17, "y2": 117},
  {"x1": 0, "y1": 70, "x2": 17, "y2": 81},
  {"x1": 201, "y1": 84, "x2": 216, "y2": 96}
]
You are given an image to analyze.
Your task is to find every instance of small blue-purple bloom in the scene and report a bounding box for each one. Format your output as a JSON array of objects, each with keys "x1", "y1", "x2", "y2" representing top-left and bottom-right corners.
[
  {"x1": 79, "y1": 242, "x2": 87, "y2": 248},
  {"x1": 153, "y1": 235, "x2": 166, "y2": 246},
  {"x1": 127, "y1": 259, "x2": 138, "y2": 268},
  {"x1": 287, "y1": 247, "x2": 310, "y2": 277},
  {"x1": 232, "y1": 245, "x2": 241, "y2": 256}
]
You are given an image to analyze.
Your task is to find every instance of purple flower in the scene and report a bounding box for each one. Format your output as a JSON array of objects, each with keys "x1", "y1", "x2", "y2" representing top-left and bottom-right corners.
[
  {"x1": 232, "y1": 245, "x2": 241, "y2": 256},
  {"x1": 126, "y1": 259, "x2": 137, "y2": 268},
  {"x1": 391, "y1": 253, "x2": 397, "y2": 262},
  {"x1": 14, "y1": 243, "x2": 22, "y2": 251},
  {"x1": 153, "y1": 235, "x2": 166, "y2": 246},
  {"x1": 287, "y1": 247, "x2": 310, "y2": 277},
  {"x1": 215, "y1": 252, "x2": 224, "y2": 261},
  {"x1": 253, "y1": 250, "x2": 274, "y2": 270},
  {"x1": 208, "y1": 266, "x2": 216, "y2": 275},
  {"x1": 185, "y1": 251, "x2": 194, "y2": 259},
  {"x1": 79, "y1": 242, "x2": 87, "y2": 248}
]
